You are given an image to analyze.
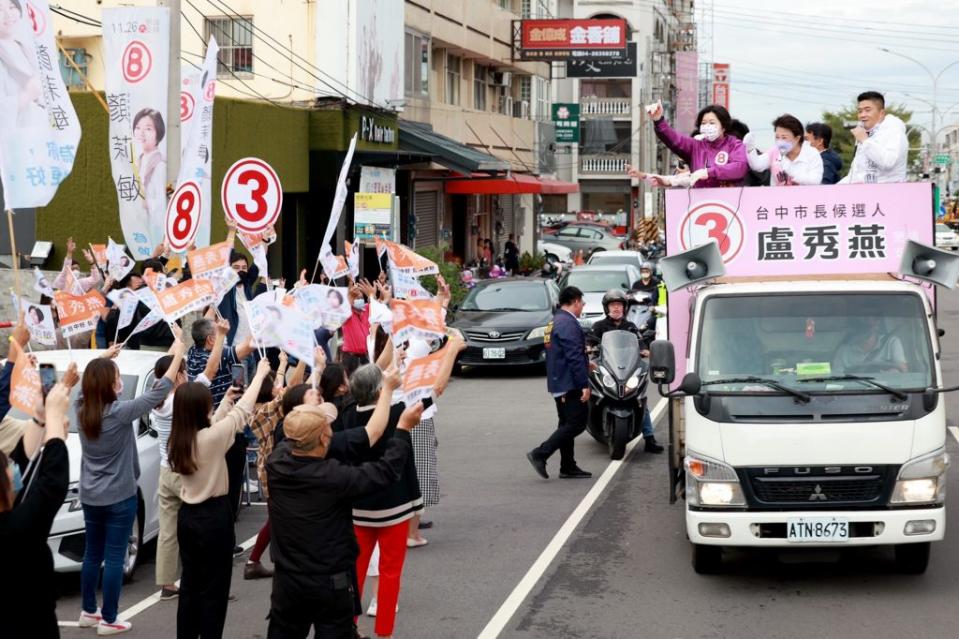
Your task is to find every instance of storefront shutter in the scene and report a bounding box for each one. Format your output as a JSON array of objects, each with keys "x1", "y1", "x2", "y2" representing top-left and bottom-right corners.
[{"x1": 414, "y1": 190, "x2": 438, "y2": 249}]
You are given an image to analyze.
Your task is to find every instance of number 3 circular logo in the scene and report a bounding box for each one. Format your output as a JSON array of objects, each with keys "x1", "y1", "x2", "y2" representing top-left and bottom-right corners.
[
  {"x1": 678, "y1": 200, "x2": 745, "y2": 264},
  {"x1": 221, "y1": 158, "x2": 283, "y2": 233},
  {"x1": 165, "y1": 181, "x2": 202, "y2": 252},
  {"x1": 122, "y1": 41, "x2": 153, "y2": 83}
]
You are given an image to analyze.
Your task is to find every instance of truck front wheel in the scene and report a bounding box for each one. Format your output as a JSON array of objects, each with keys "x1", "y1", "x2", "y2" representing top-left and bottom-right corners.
[
  {"x1": 894, "y1": 542, "x2": 930, "y2": 574},
  {"x1": 691, "y1": 543, "x2": 723, "y2": 574}
]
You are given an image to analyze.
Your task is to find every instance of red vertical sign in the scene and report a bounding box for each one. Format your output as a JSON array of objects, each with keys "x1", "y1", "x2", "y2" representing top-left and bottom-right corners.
[{"x1": 712, "y1": 63, "x2": 730, "y2": 109}]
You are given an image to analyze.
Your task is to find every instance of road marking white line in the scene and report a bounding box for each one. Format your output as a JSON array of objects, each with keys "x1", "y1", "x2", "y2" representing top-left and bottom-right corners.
[
  {"x1": 949, "y1": 426, "x2": 959, "y2": 445},
  {"x1": 477, "y1": 398, "x2": 668, "y2": 639},
  {"x1": 58, "y1": 530, "x2": 261, "y2": 627}
]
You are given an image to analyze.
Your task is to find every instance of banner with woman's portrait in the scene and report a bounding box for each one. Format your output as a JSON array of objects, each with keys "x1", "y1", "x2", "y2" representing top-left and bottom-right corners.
[
  {"x1": 103, "y1": 7, "x2": 170, "y2": 260},
  {"x1": 0, "y1": 0, "x2": 81, "y2": 208}
]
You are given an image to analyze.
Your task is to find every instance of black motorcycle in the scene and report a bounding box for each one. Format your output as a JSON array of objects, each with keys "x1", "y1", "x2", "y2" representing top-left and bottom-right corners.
[{"x1": 586, "y1": 330, "x2": 650, "y2": 460}]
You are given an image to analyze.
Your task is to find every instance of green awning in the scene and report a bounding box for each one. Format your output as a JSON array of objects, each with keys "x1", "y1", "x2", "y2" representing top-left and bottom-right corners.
[{"x1": 399, "y1": 121, "x2": 509, "y2": 175}]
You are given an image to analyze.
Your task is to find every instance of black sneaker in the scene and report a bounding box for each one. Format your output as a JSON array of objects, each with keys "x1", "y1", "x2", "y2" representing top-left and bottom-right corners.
[
  {"x1": 559, "y1": 466, "x2": 592, "y2": 479},
  {"x1": 644, "y1": 436, "x2": 665, "y2": 454},
  {"x1": 232, "y1": 545, "x2": 245, "y2": 557},
  {"x1": 526, "y1": 451, "x2": 549, "y2": 479},
  {"x1": 419, "y1": 520, "x2": 433, "y2": 529},
  {"x1": 159, "y1": 587, "x2": 179, "y2": 601}
]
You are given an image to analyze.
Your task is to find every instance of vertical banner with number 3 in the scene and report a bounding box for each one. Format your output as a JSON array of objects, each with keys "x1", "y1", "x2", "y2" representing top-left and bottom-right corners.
[{"x1": 103, "y1": 7, "x2": 171, "y2": 259}]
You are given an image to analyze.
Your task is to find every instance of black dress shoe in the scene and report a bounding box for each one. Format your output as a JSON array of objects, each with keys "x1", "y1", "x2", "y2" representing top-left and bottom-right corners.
[
  {"x1": 419, "y1": 520, "x2": 433, "y2": 529},
  {"x1": 644, "y1": 436, "x2": 665, "y2": 454},
  {"x1": 559, "y1": 466, "x2": 592, "y2": 479},
  {"x1": 526, "y1": 452, "x2": 549, "y2": 479}
]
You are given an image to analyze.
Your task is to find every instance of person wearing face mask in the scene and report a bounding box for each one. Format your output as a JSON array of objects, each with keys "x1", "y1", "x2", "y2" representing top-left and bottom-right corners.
[
  {"x1": 744, "y1": 114, "x2": 823, "y2": 186},
  {"x1": 805, "y1": 122, "x2": 843, "y2": 185},
  {"x1": 641, "y1": 102, "x2": 748, "y2": 188},
  {"x1": 589, "y1": 290, "x2": 663, "y2": 454},
  {"x1": 342, "y1": 279, "x2": 375, "y2": 375},
  {"x1": 217, "y1": 248, "x2": 267, "y2": 347},
  {"x1": 168, "y1": 358, "x2": 272, "y2": 639},
  {"x1": 0, "y1": 380, "x2": 74, "y2": 639},
  {"x1": 75, "y1": 339, "x2": 186, "y2": 635},
  {"x1": 840, "y1": 90, "x2": 908, "y2": 184},
  {"x1": 53, "y1": 236, "x2": 102, "y2": 293}
]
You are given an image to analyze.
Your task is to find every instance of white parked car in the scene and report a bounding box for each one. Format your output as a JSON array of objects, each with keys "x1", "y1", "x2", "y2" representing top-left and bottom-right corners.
[
  {"x1": 25, "y1": 349, "x2": 167, "y2": 581},
  {"x1": 935, "y1": 223, "x2": 959, "y2": 250}
]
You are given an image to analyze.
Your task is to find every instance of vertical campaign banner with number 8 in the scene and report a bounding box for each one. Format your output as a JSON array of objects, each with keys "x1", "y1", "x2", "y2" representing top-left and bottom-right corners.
[
  {"x1": 103, "y1": 7, "x2": 171, "y2": 259},
  {"x1": 166, "y1": 180, "x2": 202, "y2": 251},
  {"x1": 221, "y1": 158, "x2": 283, "y2": 233}
]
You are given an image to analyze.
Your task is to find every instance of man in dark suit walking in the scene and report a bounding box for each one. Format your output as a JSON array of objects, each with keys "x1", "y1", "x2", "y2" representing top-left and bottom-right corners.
[{"x1": 527, "y1": 286, "x2": 592, "y2": 479}]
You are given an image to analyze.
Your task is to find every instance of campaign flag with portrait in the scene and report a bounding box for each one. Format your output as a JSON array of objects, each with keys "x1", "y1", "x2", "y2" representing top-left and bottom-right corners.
[
  {"x1": 291, "y1": 284, "x2": 350, "y2": 330},
  {"x1": 0, "y1": 0, "x2": 81, "y2": 208},
  {"x1": 103, "y1": 7, "x2": 171, "y2": 260},
  {"x1": 106, "y1": 237, "x2": 135, "y2": 281},
  {"x1": 390, "y1": 298, "x2": 446, "y2": 344},
  {"x1": 11, "y1": 295, "x2": 56, "y2": 346},
  {"x1": 9, "y1": 341, "x2": 41, "y2": 419}
]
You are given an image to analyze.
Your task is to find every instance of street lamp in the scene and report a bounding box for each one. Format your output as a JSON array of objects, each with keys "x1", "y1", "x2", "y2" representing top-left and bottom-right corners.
[{"x1": 878, "y1": 47, "x2": 959, "y2": 153}]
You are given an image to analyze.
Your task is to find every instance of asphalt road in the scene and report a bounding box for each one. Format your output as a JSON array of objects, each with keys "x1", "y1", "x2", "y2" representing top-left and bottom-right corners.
[{"x1": 52, "y1": 291, "x2": 959, "y2": 638}]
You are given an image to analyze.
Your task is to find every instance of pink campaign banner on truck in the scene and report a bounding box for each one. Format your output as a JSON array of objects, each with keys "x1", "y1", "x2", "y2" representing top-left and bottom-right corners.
[{"x1": 664, "y1": 182, "x2": 934, "y2": 383}]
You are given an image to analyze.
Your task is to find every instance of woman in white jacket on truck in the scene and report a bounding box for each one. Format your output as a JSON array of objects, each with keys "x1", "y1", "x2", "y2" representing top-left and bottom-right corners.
[{"x1": 745, "y1": 114, "x2": 823, "y2": 186}]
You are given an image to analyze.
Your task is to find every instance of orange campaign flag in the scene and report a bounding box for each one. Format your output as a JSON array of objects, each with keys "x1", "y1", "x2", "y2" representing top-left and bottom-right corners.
[
  {"x1": 375, "y1": 237, "x2": 438, "y2": 275},
  {"x1": 402, "y1": 346, "x2": 447, "y2": 403},
  {"x1": 187, "y1": 241, "x2": 231, "y2": 279},
  {"x1": 153, "y1": 278, "x2": 216, "y2": 321},
  {"x1": 89, "y1": 244, "x2": 108, "y2": 269},
  {"x1": 390, "y1": 298, "x2": 446, "y2": 344},
  {"x1": 53, "y1": 290, "x2": 106, "y2": 337},
  {"x1": 9, "y1": 341, "x2": 42, "y2": 419}
]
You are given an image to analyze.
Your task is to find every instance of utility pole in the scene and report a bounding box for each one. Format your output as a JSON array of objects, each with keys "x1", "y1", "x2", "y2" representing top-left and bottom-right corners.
[{"x1": 159, "y1": 0, "x2": 181, "y2": 181}]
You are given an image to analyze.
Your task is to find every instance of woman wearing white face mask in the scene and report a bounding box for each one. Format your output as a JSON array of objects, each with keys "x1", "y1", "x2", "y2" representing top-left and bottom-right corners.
[
  {"x1": 744, "y1": 114, "x2": 823, "y2": 186},
  {"x1": 76, "y1": 340, "x2": 186, "y2": 635}
]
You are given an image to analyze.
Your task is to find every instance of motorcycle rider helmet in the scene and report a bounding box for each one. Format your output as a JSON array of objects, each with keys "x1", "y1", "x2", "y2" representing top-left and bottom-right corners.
[{"x1": 601, "y1": 288, "x2": 629, "y2": 316}]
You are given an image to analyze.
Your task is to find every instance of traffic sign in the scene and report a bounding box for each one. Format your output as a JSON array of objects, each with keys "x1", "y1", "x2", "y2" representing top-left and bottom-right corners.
[
  {"x1": 934, "y1": 154, "x2": 952, "y2": 166},
  {"x1": 221, "y1": 158, "x2": 283, "y2": 233},
  {"x1": 166, "y1": 180, "x2": 202, "y2": 251}
]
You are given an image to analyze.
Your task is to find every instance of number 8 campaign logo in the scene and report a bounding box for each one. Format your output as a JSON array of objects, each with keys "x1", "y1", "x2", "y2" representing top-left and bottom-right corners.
[
  {"x1": 678, "y1": 200, "x2": 745, "y2": 264},
  {"x1": 122, "y1": 41, "x2": 153, "y2": 84},
  {"x1": 166, "y1": 181, "x2": 202, "y2": 251},
  {"x1": 221, "y1": 158, "x2": 283, "y2": 233}
]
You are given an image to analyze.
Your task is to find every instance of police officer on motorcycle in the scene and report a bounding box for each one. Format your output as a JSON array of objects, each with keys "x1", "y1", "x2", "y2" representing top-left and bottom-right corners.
[{"x1": 590, "y1": 290, "x2": 664, "y2": 453}]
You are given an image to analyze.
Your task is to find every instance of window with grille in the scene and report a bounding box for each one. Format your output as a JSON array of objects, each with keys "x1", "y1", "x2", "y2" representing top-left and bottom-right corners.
[
  {"x1": 404, "y1": 30, "x2": 430, "y2": 97},
  {"x1": 204, "y1": 15, "x2": 253, "y2": 76},
  {"x1": 474, "y1": 65, "x2": 488, "y2": 111},
  {"x1": 446, "y1": 54, "x2": 461, "y2": 105},
  {"x1": 58, "y1": 48, "x2": 88, "y2": 90}
]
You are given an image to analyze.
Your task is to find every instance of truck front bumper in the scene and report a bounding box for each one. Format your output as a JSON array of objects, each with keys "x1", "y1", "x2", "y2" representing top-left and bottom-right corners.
[{"x1": 687, "y1": 506, "x2": 945, "y2": 547}]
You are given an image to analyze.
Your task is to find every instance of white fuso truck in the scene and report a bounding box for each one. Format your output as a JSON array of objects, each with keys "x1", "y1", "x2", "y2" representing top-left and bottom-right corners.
[{"x1": 651, "y1": 183, "x2": 957, "y2": 574}]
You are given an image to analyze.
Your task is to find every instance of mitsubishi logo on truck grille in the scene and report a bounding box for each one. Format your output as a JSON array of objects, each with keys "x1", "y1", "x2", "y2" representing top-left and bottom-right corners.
[{"x1": 809, "y1": 485, "x2": 828, "y2": 501}]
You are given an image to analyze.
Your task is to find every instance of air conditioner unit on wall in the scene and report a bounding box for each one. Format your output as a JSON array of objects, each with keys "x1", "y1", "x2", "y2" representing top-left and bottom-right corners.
[
  {"x1": 491, "y1": 71, "x2": 512, "y2": 87},
  {"x1": 513, "y1": 100, "x2": 530, "y2": 119}
]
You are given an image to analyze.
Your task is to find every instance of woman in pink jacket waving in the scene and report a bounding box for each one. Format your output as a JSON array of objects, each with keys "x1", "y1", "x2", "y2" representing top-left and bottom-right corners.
[{"x1": 639, "y1": 102, "x2": 748, "y2": 188}]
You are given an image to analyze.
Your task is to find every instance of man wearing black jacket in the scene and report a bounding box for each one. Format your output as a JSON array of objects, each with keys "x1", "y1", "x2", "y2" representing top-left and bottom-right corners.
[
  {"x1": 266, "y1": 401, "x2": 425, "y2": 638},
  {"x1": 806, "y1": 122, "x2": 843, "y2": 185}
]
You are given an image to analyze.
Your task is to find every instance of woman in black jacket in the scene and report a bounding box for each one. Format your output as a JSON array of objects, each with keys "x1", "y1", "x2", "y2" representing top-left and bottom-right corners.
[{"x1": 0, "y1": 380, "x2": 74, "y2": 638}]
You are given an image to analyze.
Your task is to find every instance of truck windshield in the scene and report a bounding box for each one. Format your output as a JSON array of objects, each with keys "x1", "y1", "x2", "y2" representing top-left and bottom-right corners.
[{"x1": 696, "y1": 293, "x2": 933, "y2": 393}]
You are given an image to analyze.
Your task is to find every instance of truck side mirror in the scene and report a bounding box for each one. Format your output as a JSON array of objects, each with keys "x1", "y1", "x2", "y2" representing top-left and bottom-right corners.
[{"x1": 649, "y1": 340, "x2": 675, "y2": 384}]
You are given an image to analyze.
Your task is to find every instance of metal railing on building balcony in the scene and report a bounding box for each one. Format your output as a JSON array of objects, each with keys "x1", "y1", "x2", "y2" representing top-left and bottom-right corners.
[
  {"x1": 580, "y1": 154, "x2": 630, "y2": 174},
  {"x1": 580, "y1": 96, "x2": 632, "y2": 119}
]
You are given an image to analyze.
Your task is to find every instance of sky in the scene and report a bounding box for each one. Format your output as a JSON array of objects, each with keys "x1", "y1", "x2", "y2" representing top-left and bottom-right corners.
[{"x1": 706, "y1": 0, "x2": 959, "y2": 148}]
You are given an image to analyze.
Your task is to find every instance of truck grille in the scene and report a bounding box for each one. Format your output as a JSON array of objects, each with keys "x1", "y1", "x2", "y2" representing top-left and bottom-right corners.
[{"x1": 740, "y1": 466, "x2": 896, "y2": 509}]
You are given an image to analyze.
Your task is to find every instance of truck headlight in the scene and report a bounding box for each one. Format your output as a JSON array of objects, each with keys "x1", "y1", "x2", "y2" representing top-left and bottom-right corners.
[
  {"x1": 890, "y1": 449, "x2": 949, "y2": 505},
  {"x1": 64, "y1": 482, "x2": 82, "y2": 512},
  {"x1": 526, "y1": 325, "x2": 548, "y2": 340},
  {"x1": 685, "y1": 452, "x2": 745, "y2": 507}
]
